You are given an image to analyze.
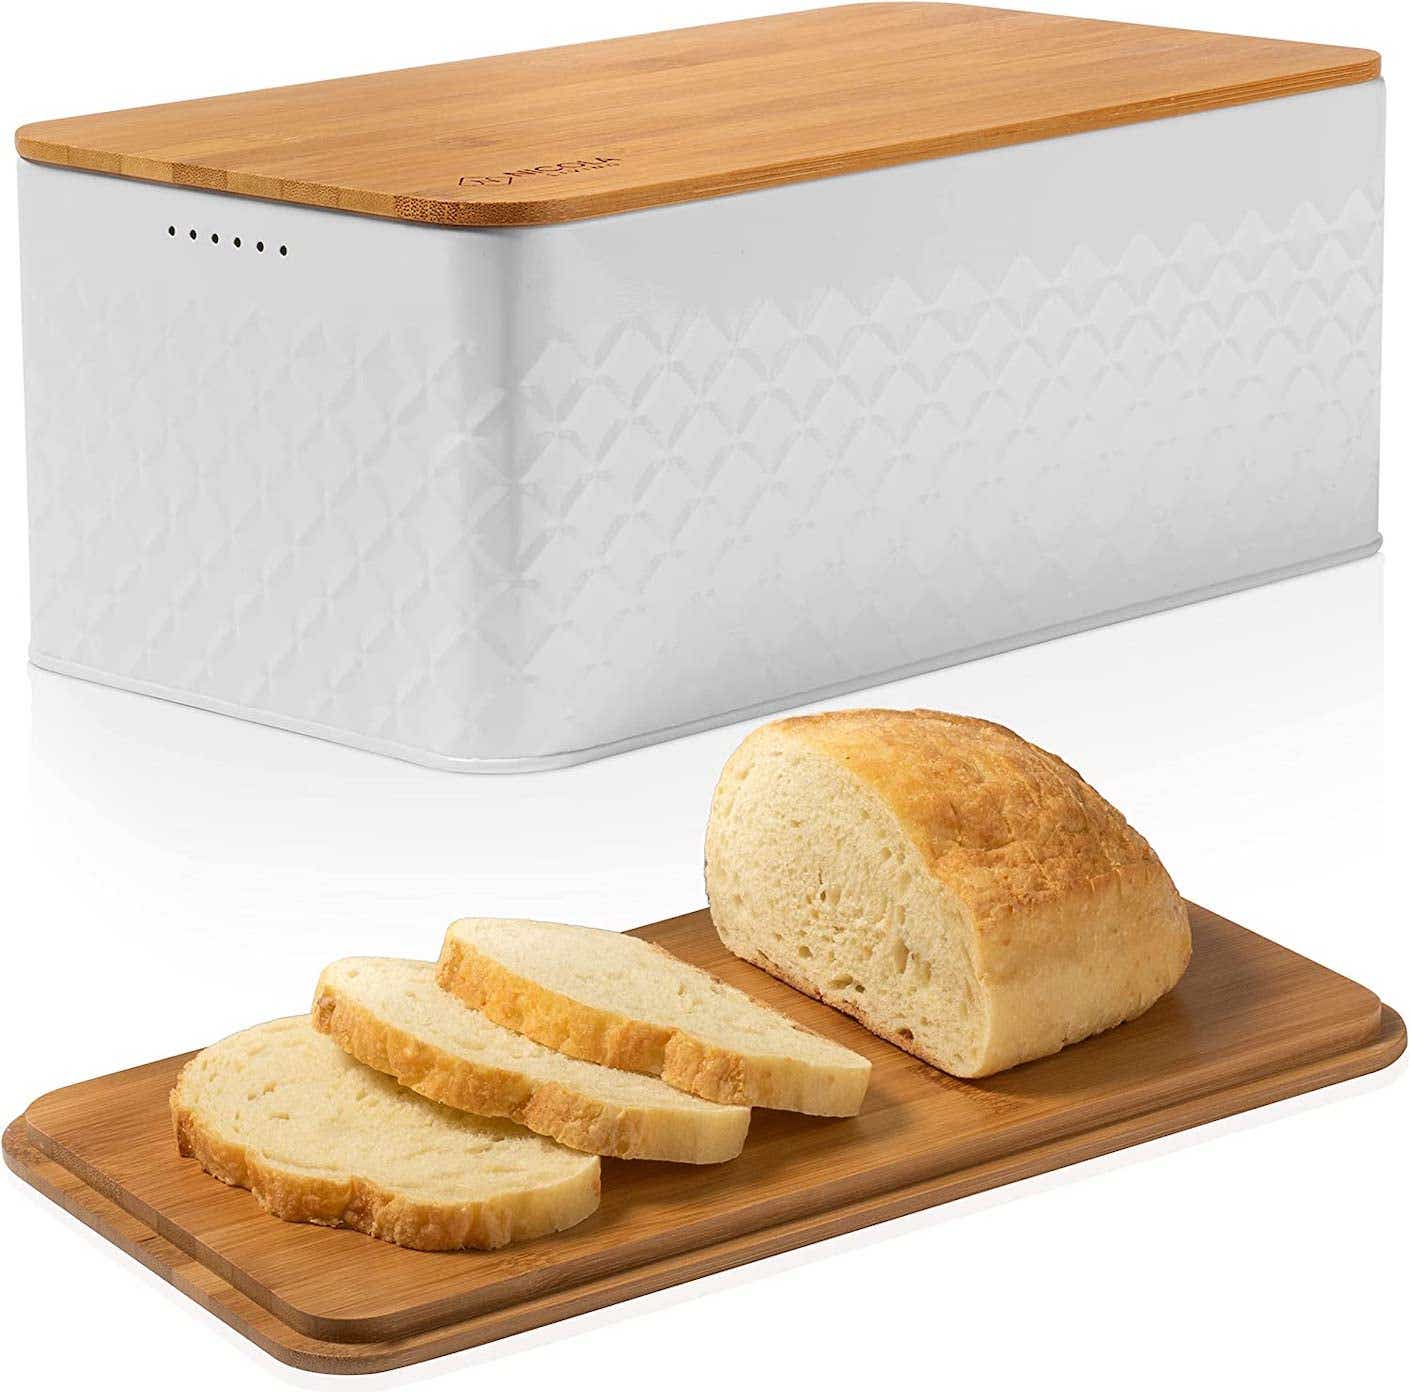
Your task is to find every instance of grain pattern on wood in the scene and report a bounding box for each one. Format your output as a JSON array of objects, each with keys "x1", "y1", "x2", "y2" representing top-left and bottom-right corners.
[
  {"x1": 6, "y1": 904, "x2": 1403, "y2": 1373},
  {"x1": 14, "y1": 5, "x2": 1380, "y2": 226}
]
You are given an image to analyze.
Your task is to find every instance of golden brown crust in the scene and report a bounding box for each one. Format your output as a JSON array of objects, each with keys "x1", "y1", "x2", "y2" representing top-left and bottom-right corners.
[
  {"x1": 436, "y1": 931, "x2": 868, "y2": 1116},
  {"x1": 310, "y1": 979, "x2": 749, "y2": 1163},
  {"x1": 774, "y1": 709, "x2": 1164, "y2": 922},
  {"x1": 169, "y1": 1059, "x2": 601, "y2": 1251}
]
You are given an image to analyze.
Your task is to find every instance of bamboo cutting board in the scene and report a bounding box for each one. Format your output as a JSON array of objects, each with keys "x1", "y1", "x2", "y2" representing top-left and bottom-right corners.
[
  {"x1": 5, "y1": 904, "x2": 1403, "y2": 1373},
  {"x1": 15, "y1": 5, "x2": 1380, "y2": 226}
]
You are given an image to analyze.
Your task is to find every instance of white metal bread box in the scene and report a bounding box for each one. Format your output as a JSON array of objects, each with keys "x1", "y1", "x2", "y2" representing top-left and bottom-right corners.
[{"x1": 17, "y1": 5, "x2": 1384, "y2": 770}]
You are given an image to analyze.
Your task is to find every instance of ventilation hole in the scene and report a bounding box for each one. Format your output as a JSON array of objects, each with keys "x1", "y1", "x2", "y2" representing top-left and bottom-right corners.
[
  {"x1": 233, "y1": 237, "x2": 242, "y2": 248},
  {"x1": 210, "y1": 232, "x2": 219, "y2": 244},
  {"x1": 256, "y1": 240, "x2": 265, "y2": 252},
  {"x1": 167, "y1": 225, "x2": 175, "y2": 236},
  {"x1": 279, "y1": 244, "x2": 288, "y2": 256},
  {"x1": 188, "y1": 228, "x2": 197, "y2": 239}
]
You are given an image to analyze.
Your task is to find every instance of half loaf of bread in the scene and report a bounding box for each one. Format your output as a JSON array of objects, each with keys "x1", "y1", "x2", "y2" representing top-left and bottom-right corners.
[
  {"x1": 170, "y1": 1015, "x2": 601, "y2": 1250},
  {"x1": 705, "y1": 710, "x2": 1192, "y2": 1078},
  {"x1": 313, "y1": 957, "x2": 751, "y2": 1162},
  {"x1": 437, "y1": 918, "x2": 871, "y2": 1115}
]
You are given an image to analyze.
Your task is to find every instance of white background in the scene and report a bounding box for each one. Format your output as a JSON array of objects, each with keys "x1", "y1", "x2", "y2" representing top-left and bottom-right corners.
[{"x1": 0, "y1": 2, "x2": 1404, "y2": 1389}]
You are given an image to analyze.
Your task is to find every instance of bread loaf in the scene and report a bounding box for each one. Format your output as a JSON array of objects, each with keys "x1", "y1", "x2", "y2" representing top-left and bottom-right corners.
[
  {"x1": 171, "y1": 1016, "x2": 601, "y2": 1249},
  {"x1": 705, "y1": 710, "x2": 1191, "y2": 1077}
]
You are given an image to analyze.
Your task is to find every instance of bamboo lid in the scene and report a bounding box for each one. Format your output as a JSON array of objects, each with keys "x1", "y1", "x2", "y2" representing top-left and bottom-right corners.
[{"x1": 15, "y1": 4, "x2": 1380, "y2": 227}]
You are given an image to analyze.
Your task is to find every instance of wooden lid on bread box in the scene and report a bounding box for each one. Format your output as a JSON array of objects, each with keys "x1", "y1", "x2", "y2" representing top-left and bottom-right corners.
[{"x1": 15, "y1": 4, "x2": 1380, "y2": 227}]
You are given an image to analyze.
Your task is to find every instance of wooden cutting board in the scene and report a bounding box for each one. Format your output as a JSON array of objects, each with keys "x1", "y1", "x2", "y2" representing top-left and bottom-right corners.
[{"x1": 6, "y1": 904, "x2": 1403, "y2": 1373}]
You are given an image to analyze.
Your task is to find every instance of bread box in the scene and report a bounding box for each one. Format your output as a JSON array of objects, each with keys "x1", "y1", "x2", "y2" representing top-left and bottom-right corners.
[{"x1": 16, "y1": 5, "x2": 1384, "y2": 771}]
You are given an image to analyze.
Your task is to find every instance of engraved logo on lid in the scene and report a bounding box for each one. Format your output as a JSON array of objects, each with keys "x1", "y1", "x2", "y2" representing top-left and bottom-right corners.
[{"x1": 459, "y1": 155, "x2": 621, "y2": 189}]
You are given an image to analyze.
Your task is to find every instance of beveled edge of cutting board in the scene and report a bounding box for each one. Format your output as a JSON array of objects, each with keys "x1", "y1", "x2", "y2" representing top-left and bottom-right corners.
[{"x1": 5, "y1": 1003, "x2": 1403, "y2": 1373}]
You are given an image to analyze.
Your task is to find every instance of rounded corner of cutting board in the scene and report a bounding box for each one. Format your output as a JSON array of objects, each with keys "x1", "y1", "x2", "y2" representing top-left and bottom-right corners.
[
  {"x1": 0, "y1": 1121, "x2": 391, "y2": 1377},
  {"x1": 15, "y1": 128, "x2": 55, "y2": 162},
  {"x1": 11, "y1": 1074, "x2": 448, "y2": 1346},
  {"x1": 2, "y1": 1114, "x2": 31, "y2": 1174},
  {"x1": 1323, "y1": 47, "x2": 1382, "y2": 82},
  {"x1": 1372, "y1": 1004, "x2": 1406, "y2": 1068}
]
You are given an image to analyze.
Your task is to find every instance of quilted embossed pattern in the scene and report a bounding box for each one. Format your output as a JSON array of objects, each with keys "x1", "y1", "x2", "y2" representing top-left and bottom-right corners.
[{"x1": 19, "y1": 85, "x2": 1384, "y2": 767}]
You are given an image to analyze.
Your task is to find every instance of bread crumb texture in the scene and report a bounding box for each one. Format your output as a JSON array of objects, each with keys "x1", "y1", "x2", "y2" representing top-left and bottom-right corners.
[
  {"x1": 170, "y1": 1015, "x2": 601, "y2": 1250},
  {"x1": 313, "y1": 957, "x2": 751, "y2": 1163},
  {"x1": 438, "y1": 918, "x2": 870, "y2": 1115},
  {"x1": 706, "y1": 709, "x2": 1191, "y2": 1077}
]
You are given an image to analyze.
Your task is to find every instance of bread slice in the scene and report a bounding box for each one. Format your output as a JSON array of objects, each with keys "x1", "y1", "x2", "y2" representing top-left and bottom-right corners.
[
  {"x1": 437, "y1": 919, "x2": 870, "y2": 1116},
  {"x1": 313, "y1": 957, "x2": 751, "y2": 1163},
  {"x1": 706, "y1": 709, "x2": 1192, "y2": 1078},
  {"x1": 170, "y1": 1015, "x2": 601, "y2": 1250}
]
